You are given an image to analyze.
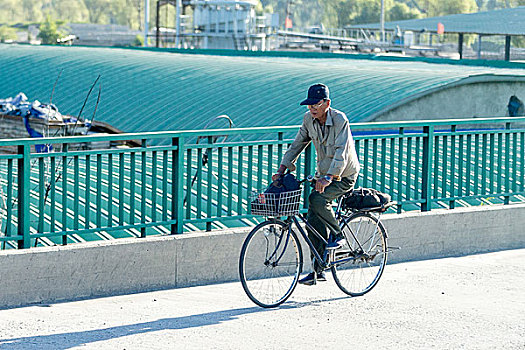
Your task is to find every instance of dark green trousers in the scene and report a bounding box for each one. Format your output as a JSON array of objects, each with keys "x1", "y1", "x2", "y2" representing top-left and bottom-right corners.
[{"x1": 306, "y1": 176, "x2": 355, "y2": 273}]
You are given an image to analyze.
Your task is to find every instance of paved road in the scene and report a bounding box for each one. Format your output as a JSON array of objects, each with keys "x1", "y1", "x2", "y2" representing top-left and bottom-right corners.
[{"x1": 0, "y1": 249, "x2": 524, "y2": 350}]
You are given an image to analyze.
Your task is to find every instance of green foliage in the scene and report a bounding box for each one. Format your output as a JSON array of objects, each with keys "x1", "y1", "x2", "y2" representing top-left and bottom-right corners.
[
  {"x1": 414, "y1": 0, "x2": 477, "y2": 17},
  {"x1": 321, "y1": 0, "x2": 422, "y2": 28},
  {"x1": 352, "y1": 0, "x2": 388, "y2": 25},
  {"x1": 0, "y1": 0, "x2": 144, "y2": 29},
  {"x1": 255, "y1": 1, "x2": 264, "y2": 16},
  {"x1": 389, "y1": 3, "x2": 422, "y2": 21},
  {"x1": 511, "y1": 36, "x2": 525, "y2": 48},
  {"x1": 0, "y1": 0, "x2": 523, "y2": 33},
  {"x1": 37, "y1": 15, "x2": 62, "y2": 44},
  {"x1": 133, "y1": 34, "x2": 144, "y2": 47},
  {"x1": 0, "y1": 25, "x2": 17, "y2": 42},
  {"x1": 53, "y1": 0, "x2": 89, "y2": 23},
  {"x1": 481, "y1": 0, "x2": 525, "y2": 9},
  {"x1": 439, "y1": 0, "x2": 478, "y2": 16},
  {"x1": 254, "y1": 1, "x2": 275, "y2": 17}
]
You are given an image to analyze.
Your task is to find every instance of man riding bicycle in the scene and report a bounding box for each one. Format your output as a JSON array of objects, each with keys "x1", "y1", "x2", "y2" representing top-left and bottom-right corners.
[{"x1": 273, "y1": 83, "x2": 360, "y2": 286}]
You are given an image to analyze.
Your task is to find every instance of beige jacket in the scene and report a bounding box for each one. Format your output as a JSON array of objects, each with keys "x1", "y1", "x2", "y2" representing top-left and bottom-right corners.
[{"x1": 281, "y1": 108, "x2": 360, "y2": 180}]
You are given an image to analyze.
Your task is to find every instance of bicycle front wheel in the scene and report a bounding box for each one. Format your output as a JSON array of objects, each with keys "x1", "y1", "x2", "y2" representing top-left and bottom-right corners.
[
  {"x1": 332, "y1": 212, "x2": 388, "y2": 296},
  {"x1": 239, "y1": 219, "x2": 303, "y2": 308}
]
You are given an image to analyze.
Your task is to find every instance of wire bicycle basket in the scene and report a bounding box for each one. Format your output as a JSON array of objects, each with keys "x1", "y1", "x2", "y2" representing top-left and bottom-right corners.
[{"x1": 250, "y1": 189, "x2": 302, "y2": 216}]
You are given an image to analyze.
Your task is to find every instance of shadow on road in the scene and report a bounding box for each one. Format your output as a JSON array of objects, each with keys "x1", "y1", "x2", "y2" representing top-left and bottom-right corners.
[{"x1": 0, "y1": 296, "x2": 349, "y2": 349}]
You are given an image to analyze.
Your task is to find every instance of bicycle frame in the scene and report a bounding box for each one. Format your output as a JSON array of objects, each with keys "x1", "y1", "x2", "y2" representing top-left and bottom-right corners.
[
  {"x1": 290, "y1": 215, "x2": 328, "y2": 268},
  {"x1": 240, "y1": 186, "x2": 395, "y2": 307},
  {"x1": 283, "y1": 203, "x2": 387, "y2": 272},
  {"x1": 265, "y1": 184, "x2": 392, "y2": 271},
  {"x1": 286, "y1": 213, "x2": 360, "y2": 271}
]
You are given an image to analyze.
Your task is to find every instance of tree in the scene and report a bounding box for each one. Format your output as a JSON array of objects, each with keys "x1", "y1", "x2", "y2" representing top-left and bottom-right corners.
[
  {"x1": 82, "y1": 0, "x2": 112, "y2": 23},
  {"x1": 413, "y1": 0, "x2": 477, "y2": 17},
  {"x1": 1, "y1": 0, "x2": 523, "y2": 34},
  {"x1": 0, "y1": 0, "x2": 23, "y2": 23},
  {"x1": 53, "y1": 0, "x2": 89, "y2": 23},
  {"x1": 0, "y1": 25, "x2": 17, "y2": 42},
  {"x1": 38, "y1": 15, "x2": 62, "y2": 44},
  {"x1": 389, "y1": 2, "x2": 422, "y2": 21},
  {"x1": 255, "y1": 0, "x2": 324, "y2": 30},
  {"x1": 323, "y1": 0, "x2": 419, "y2": 28},
  {"x1": 439, "y1": 0, "x2": 478, "y2": 15},
  {"x1": 21, "y1": 0, "x2": 45, "y2": 22},
  {"x1": 131, "y1": 0, "x2": 144, "y2": 30},
  {"x1": 133, "y1": 34, "x2": 144, "y2": 46}
]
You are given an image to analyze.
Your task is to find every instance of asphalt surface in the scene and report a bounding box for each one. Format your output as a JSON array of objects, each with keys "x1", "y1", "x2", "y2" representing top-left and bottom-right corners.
[{"x1": 0, "y1": 249, "x2": 524, "y2": 350}]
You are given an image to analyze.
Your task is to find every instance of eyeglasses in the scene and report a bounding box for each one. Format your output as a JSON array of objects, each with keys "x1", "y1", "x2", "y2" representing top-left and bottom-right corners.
[{"x1": 307, "y1": 100, "x2": 325, "y2": 109}]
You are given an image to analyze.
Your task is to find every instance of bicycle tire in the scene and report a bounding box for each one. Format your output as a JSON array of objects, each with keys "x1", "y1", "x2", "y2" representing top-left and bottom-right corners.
[
  {"x1": 332, "y1": 212, "x2": 388, "y2": 296},
  {"x1": 239, "y1": 219, "x2": 303, "y2": 308}
]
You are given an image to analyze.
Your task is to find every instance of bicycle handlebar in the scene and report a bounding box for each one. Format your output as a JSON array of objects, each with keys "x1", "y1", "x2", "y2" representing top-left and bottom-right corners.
[{"x1": 298, "y1": 175, "x2": 315, "y2": 184}]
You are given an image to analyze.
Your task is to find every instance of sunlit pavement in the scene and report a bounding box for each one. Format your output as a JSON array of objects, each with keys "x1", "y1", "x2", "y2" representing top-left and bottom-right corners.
[{"x1": 0, "y1": 249, "x2": 524, "y2": 350}]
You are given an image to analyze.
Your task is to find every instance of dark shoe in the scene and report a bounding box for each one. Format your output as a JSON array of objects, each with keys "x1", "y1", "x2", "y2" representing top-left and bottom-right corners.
[
  {"x1": 299, "y1": 271, "x2": 326, "y2": 285},
  {"x1": 326, "y1": 234, "x2": 346, "y2": 249},
  {"x1": 299, "y1": 272, "x2": 317, "y2": 286},
  {"x1": 316, "y1": 270, "x2": 327, "y2": 282}
]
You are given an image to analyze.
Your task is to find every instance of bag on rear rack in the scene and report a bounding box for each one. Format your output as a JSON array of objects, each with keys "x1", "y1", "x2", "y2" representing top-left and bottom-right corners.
[{"x1": 343, "y1": 187, "x2": 391, "y2": 210}]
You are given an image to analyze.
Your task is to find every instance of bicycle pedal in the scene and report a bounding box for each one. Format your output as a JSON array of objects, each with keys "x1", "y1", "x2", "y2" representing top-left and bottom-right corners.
[
  {"x1": 387, "y1": 246, "x2": 401, "y2": 253},
  {"x1": 326, "y1": 244, "x2": 345, "y2": 250},
  {"x1": 335, "y1": 250, "x2": 352, "y2": 258}
]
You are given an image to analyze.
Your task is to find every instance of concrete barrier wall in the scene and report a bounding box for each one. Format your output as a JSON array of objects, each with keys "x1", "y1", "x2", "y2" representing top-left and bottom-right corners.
[
  {"x1": 373, "y1": 81, "x2": 525, "y2": 122},
  {"x1": 1, "y1": 204, "x2": 524, "y2": 309}
]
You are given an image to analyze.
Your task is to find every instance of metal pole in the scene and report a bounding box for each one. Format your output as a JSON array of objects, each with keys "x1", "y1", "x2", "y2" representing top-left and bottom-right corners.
[
  {"x1": 458, "y1": 33, "x2": 463, "y2": 60},
  {"x1": 286, "y1": 0, "x2": 291, "y2": 30},
  {"x1": 144, "y1": 0, "x2": 150, "y2": 46},
  {"x1": 285, "y1": 0, "x2": 291, "y2": 44},
  {"x1": 380, "y1": 0, "x2": 385, "y2": 42},
  {"x1": 176, "y1": 0, "x2": 181, "y2": 48},
  {"x1": 303, "y1": 143, "x2": 315, "y2": 209},
  {"x1": 505, "y1": 35, "x2": 511, "y2": 61},
  {"x1": 17, "y1": 145, "x2": 31, "y2": 249},
  {"x1": 172, "y1": 136, "x2": 185, "y2": 234},
  {"x1": 477, "y1": 34, "x2": 482, "y2": 59},
  {"x1": 421, "y1": 126, "x2": 434, "y2": 212},
  {"x1": 156, "y1": 1, "x2": 160, "y2": 47}
]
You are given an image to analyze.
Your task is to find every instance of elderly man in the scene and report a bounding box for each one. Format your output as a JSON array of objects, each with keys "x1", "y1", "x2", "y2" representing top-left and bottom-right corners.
[{"x1": 273, "y1": 83, "x2": 360, "y2": 285}]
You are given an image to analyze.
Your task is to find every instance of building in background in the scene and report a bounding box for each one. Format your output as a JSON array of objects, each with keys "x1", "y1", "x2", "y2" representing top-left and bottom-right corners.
[{"x1": 152, "y1": 0, "x2": 279, "y2": 50}]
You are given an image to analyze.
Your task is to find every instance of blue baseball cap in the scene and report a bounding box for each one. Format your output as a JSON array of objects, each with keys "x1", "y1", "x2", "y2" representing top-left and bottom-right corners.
[{"x1": 300, "y1": 84, "x2": 329, "y2": 105}]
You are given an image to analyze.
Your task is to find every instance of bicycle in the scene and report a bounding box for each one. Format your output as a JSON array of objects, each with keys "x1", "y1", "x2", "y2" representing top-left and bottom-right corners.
[{"x1": 239, "y1": 176, "x2": 396, "y2": 308}]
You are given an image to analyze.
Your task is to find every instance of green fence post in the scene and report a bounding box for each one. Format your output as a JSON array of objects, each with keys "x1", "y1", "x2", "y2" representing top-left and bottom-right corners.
[
  {"x1": 449, "y1": 125, "x2": 456, "y2": 209},
  {"x1": 17, "y1": 144, "x2": 31, "y2": 249},
  {"x1": 62, "y1": 143, "x2": 69, "y2": 245},
  {"x1": 141, "y1": 139, "x2": 147, "y2": 237},
  {"x1": 172, "y1": 136, "x2": 185, "y2": 234},
  {"x1": 421, "y1": 125, "x2": 434, "y2": 212},
  {"x1": 206, "y1": 136, "x2": 213, "y2": 232},
  {"x1": 303, "y1": 142, "x2": 315, "y2": 209},
  {"x1": 277, "y1": 131, "x2": 283, "y2": 162},
  {"x1": 504, "y1": 122, "x2": 511, "y2": 205}
]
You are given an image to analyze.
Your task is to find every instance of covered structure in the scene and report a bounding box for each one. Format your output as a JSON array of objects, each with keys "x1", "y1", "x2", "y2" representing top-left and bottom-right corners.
[
  {"x1": 1, "y1": 45, "x2": 525, "y2": 248},
  {"x1": 153, "y1": 0, "x2": 272, "y2": 50},
  {"x1": 1, "y1": 45, "x2": 525, "y2": 134},
  {"x1": 349, "y1": 6, "x2": 525, "y2": 61}
]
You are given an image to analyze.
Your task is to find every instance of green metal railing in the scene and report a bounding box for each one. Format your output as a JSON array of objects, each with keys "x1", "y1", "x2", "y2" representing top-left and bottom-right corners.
[{"x1": 1, "y1": 117, "x2": 524, "y2": 249}]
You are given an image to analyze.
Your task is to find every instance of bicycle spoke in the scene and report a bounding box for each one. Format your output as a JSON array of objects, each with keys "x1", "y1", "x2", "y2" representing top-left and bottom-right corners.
[
  {"x1": 332, "y1": 212, "x2": 388, "y2": 296},
  {"x1": 239, "y1": 220, "x2": 302, "y2": 308}
]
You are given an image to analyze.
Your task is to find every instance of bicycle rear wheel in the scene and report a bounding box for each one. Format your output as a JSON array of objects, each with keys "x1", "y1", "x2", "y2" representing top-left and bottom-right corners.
[
  {"x1": 332, "y1": 212, "x2": 387, "y2": 296},
  {"x1": 239, "y1": 219, "x2": 303, "y2": 308}
]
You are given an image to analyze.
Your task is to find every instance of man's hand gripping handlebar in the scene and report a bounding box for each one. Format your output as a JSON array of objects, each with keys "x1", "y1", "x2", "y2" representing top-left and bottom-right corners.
[{"x1": 273, "y1": 165, "x2": 331, "y2": 194}]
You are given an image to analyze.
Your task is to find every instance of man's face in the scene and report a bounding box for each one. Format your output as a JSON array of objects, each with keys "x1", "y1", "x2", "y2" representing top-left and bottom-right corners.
[{"x1": 307, "y1": 99, "x2": 330, "y2": 119}]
